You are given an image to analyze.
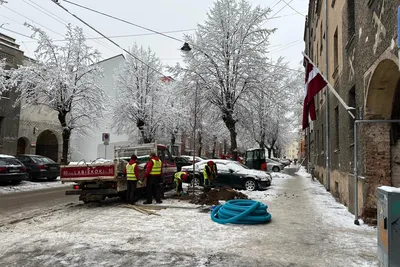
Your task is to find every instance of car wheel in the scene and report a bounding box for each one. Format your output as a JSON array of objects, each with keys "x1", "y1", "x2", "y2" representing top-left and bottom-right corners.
[
  {"x1": 47, "y1": 177, "x2": 58, "y2": 181},
  {"x1": 191, "y1": 176, "x2": 201, "y2": 186},
  {"x1": 244, "y1": 179, "x2": 257, "y2": 191},
  {"x1": 272, "y1": 166, "x2": 280, "y2": 172}
]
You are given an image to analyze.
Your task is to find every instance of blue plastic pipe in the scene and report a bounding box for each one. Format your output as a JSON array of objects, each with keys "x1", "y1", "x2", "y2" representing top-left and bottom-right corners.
[{"x1": 211, "y1": 199, "x2": 272, "y2": 224}]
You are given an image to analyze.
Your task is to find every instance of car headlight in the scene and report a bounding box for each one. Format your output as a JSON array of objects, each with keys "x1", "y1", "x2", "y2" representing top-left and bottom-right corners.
[{"x1": 256, "y1": 175, "x2": 268, "y2": 181}]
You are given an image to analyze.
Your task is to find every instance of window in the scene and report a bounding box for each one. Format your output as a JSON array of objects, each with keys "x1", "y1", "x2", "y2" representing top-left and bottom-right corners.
[
  {"x1": 347, "y1": 0, "x2": 355, "y2": 37},
  {"x1": 334, "y1": 106, "x2": 339, "y2": 149},
  {"x1": 348, "y1": 87, "x2": 356, "y2": 143},
  {"x1": 246, "y1": 151, "x2": 254, "y2": 160},
  {"x1": 320, "y1": 23, "x2": 323, "y2": 54},
  {"x1": 334, "y1": 27, "x2": 339, "y2": 70},
  {"x1": 165, "y1": 148, "x2": 173, "y2": 162}
]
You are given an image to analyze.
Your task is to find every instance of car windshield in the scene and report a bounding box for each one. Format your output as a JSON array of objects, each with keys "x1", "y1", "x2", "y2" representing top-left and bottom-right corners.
[
  {"x1": 32, "y1": 157, "x2": 55, "y2": 164},
  {"x1": 0, "y1": 157, "x2": 21, "y2": 165}
]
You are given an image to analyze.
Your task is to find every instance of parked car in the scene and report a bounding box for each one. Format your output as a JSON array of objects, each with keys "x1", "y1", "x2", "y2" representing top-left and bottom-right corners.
[
  {"x1": 272, "y1": 157, "x2": 291, "y2": 167},
  {"x1": 181, "y1": 159, "x2": 272, "y2": 191},
  {"x1": 0, "y1": 154, "x2": 27, "y2": 184},
  {"x1": 15, "y1": 154, "x2": 60, "y2": 181},
  {"x1": 180, "y1": 155, "x2": 204, "y2": 163},
  {"x1": 265, "y1": 158, "x2": 284, "y2": 172},
  {"x1": 173, "y1": 156, "x2": 192, "y2": 171}
]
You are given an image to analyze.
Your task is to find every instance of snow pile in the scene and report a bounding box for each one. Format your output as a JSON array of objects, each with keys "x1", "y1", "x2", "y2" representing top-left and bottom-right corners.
[
  {"x1": 295, "y1": 166, "x2": 311, "y2": 178},
  {"x1": 0, "y1": 177, "x2": 65, "y2": 195},
  {"x1": 378, "y1": 185, "x2": 400, "y2": 193}
]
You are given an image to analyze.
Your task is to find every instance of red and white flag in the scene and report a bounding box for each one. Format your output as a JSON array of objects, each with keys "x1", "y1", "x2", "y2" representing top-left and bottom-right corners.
[{"x1": 302, "y1": 58, "x2": 327, "y2": 130}]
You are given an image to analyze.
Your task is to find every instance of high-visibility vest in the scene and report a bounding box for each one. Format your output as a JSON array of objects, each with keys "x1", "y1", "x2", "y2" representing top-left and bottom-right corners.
[
  {"x1": 204, "y1": 165, "x2": 216, "y2": 180},
  {"x1": 126, "y1": 163, "x2": 137, "y2": 181},
  {"x1": 174, "y1": 171, "x2": 186, "y2": 181},
  {"x1": 150, "y1": 159, "x2": 162, "y2": 175}
]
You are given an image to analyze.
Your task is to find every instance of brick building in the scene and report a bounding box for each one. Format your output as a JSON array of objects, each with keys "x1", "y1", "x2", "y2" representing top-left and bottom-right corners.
[{"x1": 304, "y1": 0, "x2": 400, "y2": 223}]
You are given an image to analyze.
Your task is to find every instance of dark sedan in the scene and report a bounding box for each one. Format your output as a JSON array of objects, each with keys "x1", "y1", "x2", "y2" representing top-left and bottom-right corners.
[
  {"x1": 15, "y1": 154, "x2": 60, "y2": 181},
  {"x1": 0, "y1": 154, "x2": 27, "y2": 184}
]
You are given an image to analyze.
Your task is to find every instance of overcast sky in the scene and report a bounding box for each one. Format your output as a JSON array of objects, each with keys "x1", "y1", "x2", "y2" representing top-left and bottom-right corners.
[{"x1": 0, "y1": 0, "x2": 308, "y2": 71}]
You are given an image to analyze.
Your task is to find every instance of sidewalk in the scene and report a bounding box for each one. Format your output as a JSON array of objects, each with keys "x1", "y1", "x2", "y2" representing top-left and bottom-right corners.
[{"x1": 0, "y1": 170, "x2": 378, "y2": 267}]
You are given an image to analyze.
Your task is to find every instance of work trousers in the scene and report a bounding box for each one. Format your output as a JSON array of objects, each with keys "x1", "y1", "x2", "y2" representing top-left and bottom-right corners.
[
  {"x1": 175, "y1": 179, "x2": 183, "y2": 195},
  {"x1": 146, "y1": 175, "x2": 162, "y2": 203},
  {"x1": 126, "y1": 180, "x2": 138, "y2": 204}
]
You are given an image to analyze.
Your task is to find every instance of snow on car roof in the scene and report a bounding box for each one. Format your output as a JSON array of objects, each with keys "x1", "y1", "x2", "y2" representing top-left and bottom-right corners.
[{"x1": 0, "y1": 154, "x2": 15, "y2": 158}]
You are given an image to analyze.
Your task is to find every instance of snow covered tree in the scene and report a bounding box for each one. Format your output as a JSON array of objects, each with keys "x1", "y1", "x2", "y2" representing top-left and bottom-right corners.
[
  {"x1": 180, "y1": 0, "x2": 274, "y2": 160},
  {"x1": 9, "y1": 24, "x2": 105, "y2": 164},
  {"x1": 112, "y1": 44, "x2": 165, "y2": 144}
]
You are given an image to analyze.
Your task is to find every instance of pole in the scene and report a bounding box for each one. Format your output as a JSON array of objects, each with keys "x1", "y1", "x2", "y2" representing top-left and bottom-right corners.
[
  {"x1": 354, "y1": 121, "x2": 359, "y2": 225},
  {"x1": 192, "y1": 83, "x2": 198, "y2": 194},
  {"x1": 324, "y1": 0, "x2": 330, "y2": 191},
  {"x1": 105, "y1": 145, "x2": 107, "y2": 159}
]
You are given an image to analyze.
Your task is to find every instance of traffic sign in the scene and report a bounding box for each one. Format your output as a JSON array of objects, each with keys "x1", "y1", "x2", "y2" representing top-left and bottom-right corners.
[
  {"x1": 398, "y1": 6, "x2": 400, "y2": 70},
  {"x1": 102, "y1": 133, "x2": 110, "y2": 145}
]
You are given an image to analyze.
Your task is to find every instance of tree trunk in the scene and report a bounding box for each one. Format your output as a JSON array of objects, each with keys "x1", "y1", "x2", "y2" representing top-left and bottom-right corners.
[
  {"x1": 212, "y1": 136, "x2": 217, "y2": 158},
  {"x1": 171, "y1": 133, "x2": 176, "y2": 155},
  {"x1": 267, "y1": 148, "x2": 272, "y2": 159},
  {"x1": 222, "y1": 113, "x2": 238, "y2": 160},
  {"x1": 58, "y1": 112, "x2": 70, "y2": 165},
  {"x1": 197, "y1": 132, "x2": 202, "y2": 157}
]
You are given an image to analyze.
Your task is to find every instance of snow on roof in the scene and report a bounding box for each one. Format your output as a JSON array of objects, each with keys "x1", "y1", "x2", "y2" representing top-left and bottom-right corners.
[
  {"x1": 0, "y1": 154, "x2": 15, "y2": 158},
  {"x1": 378, "y1": 186, "x2": 400, "y2": 193}
]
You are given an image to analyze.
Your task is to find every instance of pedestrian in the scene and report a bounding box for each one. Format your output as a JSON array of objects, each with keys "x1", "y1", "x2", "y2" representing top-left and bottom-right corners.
[
  {"x1": 174, "y1": 171, "x2": 188, "y2": 196},
  {"x1": 203, "y1": 160, "x2": 217, "y2": 188},
  {"x1": 143, "y1": 152, "x2": 163, "y2": 204},
  {"x1": 123, "y1": 154, "x2": 141, "y2": 204}
]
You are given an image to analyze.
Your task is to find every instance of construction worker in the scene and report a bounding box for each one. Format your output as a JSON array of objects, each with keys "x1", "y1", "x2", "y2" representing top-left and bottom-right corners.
[
  {"x1": 174, "y1": 171, "x2": 188, "y2": 196},
  {"x1": 203, "y1": 160, "x2": 217, "y2": 188},
  {"x1": 143, "y1": 152, "x2": 163, "y2": 204},
  {"x1": 261, "y1": 161, "x2": 267, "y2": 171},
  {"x1": 123, "y1": 154, "x2": 140, "y2": 204}
]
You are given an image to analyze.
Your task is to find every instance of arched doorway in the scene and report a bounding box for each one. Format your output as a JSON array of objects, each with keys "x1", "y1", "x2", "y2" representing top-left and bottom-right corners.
[
  {"x1": 36, "y1": 130, "x2": 58, "y2": 162},
  {"x1": 363, "y1": 59, "x2": 400, "y2": 220},
  {"x1": 17, "y1": 137, "x2": 30, "y2": 155}
]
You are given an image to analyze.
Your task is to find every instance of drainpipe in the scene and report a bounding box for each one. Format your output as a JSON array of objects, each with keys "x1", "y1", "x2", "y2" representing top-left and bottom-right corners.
[{"x1": 324, "y1": 0, "x2": 330, "y2": 191}]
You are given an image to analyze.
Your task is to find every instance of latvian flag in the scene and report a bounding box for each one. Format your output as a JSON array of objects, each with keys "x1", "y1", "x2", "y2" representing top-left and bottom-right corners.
[{"x1": 302, "y1": 58, "x2": 327, "y2": 130}]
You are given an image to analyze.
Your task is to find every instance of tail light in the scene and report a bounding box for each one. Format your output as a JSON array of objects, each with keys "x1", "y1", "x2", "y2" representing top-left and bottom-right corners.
[
  {"x1": 40, "y1": 165, "x2": 46, "y2": 170},
  {"x1": 0, "y1": 167, "x2": 7, "y2": 173},
  {"x1": 73, "y1": 185, "x2": 80, "y2": 190},
  {"x1": 20, "y1": 167, "x2": 27, "y2": 172}
]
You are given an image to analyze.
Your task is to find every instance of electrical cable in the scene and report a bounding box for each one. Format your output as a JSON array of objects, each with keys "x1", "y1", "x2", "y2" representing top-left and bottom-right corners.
[
  {"x1": 52, "y1": 0, "x2": 168, "y2": 78},
  {"x1": 62, "y1": 0, "x2": 183, "y2": 43},
  {"x1": 2, "y1": 5, "x2": 65, "y2": 38},
  {"x1": 281, "y1": 0, "x2": 306, "y2": 17},
  {"x1": 0, "y1": 25, "x2": 36, "y2": 39},
  {"x1": 20, "y1": 0, "x2": 119, "y2": 55}
]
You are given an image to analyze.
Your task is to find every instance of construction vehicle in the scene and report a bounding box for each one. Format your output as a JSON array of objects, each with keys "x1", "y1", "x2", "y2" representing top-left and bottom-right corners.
[{"x1": 60, "y1": 143, "x2": 177, "y2": 203}]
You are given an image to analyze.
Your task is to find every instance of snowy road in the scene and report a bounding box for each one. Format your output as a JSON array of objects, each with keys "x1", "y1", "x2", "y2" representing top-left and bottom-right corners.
[{"x1": 0, "y1": 170, "x2": 378, "y2": 267}]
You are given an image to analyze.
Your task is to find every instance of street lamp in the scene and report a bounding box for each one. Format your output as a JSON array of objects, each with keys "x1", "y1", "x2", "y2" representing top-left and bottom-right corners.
[{"x1": 181, "y1": 42, "x2": 197, "y2": 194}]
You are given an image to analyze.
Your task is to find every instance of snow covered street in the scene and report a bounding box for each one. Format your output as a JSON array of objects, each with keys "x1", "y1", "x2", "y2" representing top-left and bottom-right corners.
[
  {"x1": 0, "y1": 169, "x2": 378, "y2": 267},
  {"x1": 0, "y1": 177, "x2": 66, "y2": 195}
]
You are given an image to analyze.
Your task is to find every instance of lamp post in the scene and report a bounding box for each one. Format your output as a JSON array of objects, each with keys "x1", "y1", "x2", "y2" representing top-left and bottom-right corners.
[{"x1": 181, "y1": 42, "x2": 197, "y2": 194}]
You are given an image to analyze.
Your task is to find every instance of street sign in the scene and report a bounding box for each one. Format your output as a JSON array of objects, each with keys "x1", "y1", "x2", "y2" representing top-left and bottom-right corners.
[{"x1": 102, "y1": 133, "x2": 110, "y2": 145}]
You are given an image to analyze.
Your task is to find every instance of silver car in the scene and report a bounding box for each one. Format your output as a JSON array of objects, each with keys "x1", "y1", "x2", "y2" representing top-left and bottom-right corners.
[{"x1": 265, "y1": 158, "x2": 284, "y2": 172}]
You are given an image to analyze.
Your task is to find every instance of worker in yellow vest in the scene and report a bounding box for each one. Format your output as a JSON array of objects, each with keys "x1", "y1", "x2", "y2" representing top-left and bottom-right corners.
[
  {"x1": 123, "y1": 154, "x2": 140, "y2": 204},
  {"x1": 174, "y1": 171, "x2": 188, "y2": 196},
  {"x1": 143, "y1": 152, "x2": 163, "y2": 204},
  {"x1": 203, "y1": 160, "x2": 217, "y2": 188}
]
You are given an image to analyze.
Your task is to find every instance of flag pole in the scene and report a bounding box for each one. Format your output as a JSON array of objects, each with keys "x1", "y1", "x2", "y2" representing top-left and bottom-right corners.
[
  {"x1": 302, "y1": 52, "x2": 355, "y2": 119},
  {"x1": 324, "y1": 0, "x2": 330, "y2": 191}
]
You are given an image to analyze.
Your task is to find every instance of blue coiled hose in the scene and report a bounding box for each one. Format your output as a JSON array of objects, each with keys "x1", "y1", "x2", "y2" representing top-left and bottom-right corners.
[{"x1": 211, "y1": 199, "x2": 272, "y2": 224}]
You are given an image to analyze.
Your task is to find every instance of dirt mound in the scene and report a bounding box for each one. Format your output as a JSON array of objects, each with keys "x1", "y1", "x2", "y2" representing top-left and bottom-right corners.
[{"x1": 190, "y1": 187, "x2": 248, "y2": 206}]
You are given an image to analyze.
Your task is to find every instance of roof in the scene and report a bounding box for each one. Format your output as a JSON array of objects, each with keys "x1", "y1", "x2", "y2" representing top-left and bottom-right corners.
[
  {"x1": 0, "y1": 154, "x2": 15, "y2": 158},
  {"x1": 16, "y1": 154, "x2": 46, "y2": 157},
  {"x1": 95, "y1": 54, "x2": 125, "y2": 65}
]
